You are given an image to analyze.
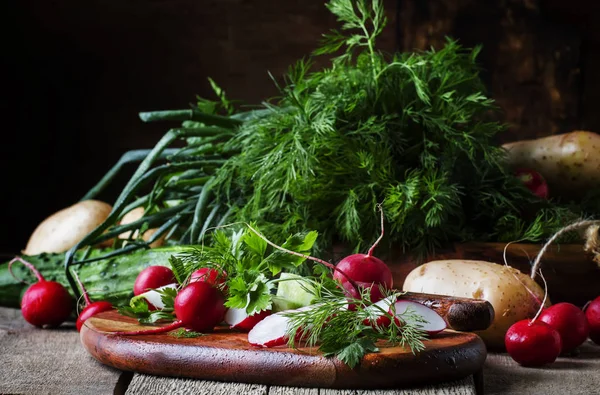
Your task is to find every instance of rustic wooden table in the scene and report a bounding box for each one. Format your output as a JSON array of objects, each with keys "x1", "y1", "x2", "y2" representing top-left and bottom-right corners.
[{"x1": 1, "y1": 307, "x2": 599, "y2": 395}]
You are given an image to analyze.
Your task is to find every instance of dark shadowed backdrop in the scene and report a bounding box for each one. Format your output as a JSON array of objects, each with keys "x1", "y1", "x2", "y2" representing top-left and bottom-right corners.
[{"x1": 2, "y1": 0, "x2": 599, "y2": 253}]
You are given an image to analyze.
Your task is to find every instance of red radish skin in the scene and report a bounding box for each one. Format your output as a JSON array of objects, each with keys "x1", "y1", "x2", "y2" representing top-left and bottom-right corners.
[
  {"x1": 332, "y1": 208, "x2": 393, "y2": 303},
  {"x1": 76, "y1": 301, "x2": 113, "y2": 331},
  {"x1": 505, "y1": 320, "x2": 562, "y2": 366},
  {"x1": 333, "y1": 255, "x2": 393, "y2": 303},
  {"x1": 113, "y1": 282, "x2": 226, "y2": 336},
  {"x1": 515, "y1": 168, "x2": 549, "y2": 199},
  {"x1": 174, "y1": 282, "x2": 226, "y2": 332},
  {"x1": 190, "y1": 268, "x2": 226, "y2": 286},
  {"x1": 539, "y1": 302, "x2": 590, "y2": 352},
  {"x1": 585, "y1": 296, "x2": 600, "y2": 344},
  {"x1": 9, "y1": 257, "x2": 73, "y2": 328},
  {"x1": 133, "y1": 266, "x2": 177, "y2": 296},
  {"x1": 74, "y1": 271, "x2": 114, "y2": 332},
  {"x1": 225, "y1": 308, "x2": 272, "y2": 332}
]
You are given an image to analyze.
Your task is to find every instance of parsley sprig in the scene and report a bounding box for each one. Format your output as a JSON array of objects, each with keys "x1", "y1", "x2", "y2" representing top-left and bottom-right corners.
[
  {"x1": 170, "y1": 225, "x2": 318, "y2": 316},
  {"x1": 117, "y1": 286, "x2": 177, "y2": 324}
]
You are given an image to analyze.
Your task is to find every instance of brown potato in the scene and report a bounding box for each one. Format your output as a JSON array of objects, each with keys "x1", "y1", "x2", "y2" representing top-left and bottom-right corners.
[
  {"x1": 502, "y1": 130, "x2": 600, "y2": 199},
  {"x1": 118, "y1": 207, "x2": 165, "y2": 248},
  {"x1": 402, "y1": 259, "x2": 549, "y2": 349},
  {"x1": 24, "y1": 200, "x2": 113, "y2": 255}
]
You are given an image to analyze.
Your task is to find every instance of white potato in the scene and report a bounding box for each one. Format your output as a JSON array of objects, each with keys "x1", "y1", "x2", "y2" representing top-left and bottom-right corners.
[
  {"x1": 24, "y1": 200, "x2": 113, "y2": 255},
  {"x1": 118, "y1": 207, "x2": 165, "y2": 248},
  {"x1": 402, "y1": 259, "x2": 548, "y2": 349}
]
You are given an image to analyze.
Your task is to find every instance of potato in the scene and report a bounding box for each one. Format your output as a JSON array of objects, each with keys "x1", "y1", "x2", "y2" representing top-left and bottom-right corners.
[
  {"x1": 118, "y1": 207, "x2": 165, "y2": 248},
  {"x1": 502, "y1": 130, "x2": 600, "y2": 199},
  {"x1": 402, "y1": 259, "x2": 548, "y2": 349},
  {"x1": 24, "y1": 200, "x2": 113, "y2": 255}
]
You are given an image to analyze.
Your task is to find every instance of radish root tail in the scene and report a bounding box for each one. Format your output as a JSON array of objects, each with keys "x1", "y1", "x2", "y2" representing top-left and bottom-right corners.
[
  {"x1": 530, "y1": 219, "x2": 600, "y2": 279},
  {"x1": 111, "y1": 320, "x2": 184, "y2": 336},
  {"x1": 8, "y1": 256, "x2": 44, "y2": 284},
  {"x1": 367, "y1": 203, "x2": 385, "y2": 257},
  {"x1": 73, "y1": 270, "x2": 93, "y2": 306}
]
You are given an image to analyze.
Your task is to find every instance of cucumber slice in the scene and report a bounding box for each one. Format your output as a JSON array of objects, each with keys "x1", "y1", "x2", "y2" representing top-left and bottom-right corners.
[{"x1": 273, "y1": 273, "x2": 316, "y2": 312}]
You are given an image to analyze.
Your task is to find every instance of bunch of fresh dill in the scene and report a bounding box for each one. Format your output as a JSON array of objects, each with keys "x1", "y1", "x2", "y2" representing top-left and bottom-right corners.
[
  {"x1": 211, "y1": 0, "x2": 579, "y2": 257},
  {"x1": 73, "y1": 0, "x2": 589, "y2": 273}
]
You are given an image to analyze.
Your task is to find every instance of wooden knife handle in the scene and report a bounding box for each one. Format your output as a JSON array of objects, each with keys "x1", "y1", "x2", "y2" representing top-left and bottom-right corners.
[{"x1": 400, "y1": 292, "x2": 495, "y2": 332}]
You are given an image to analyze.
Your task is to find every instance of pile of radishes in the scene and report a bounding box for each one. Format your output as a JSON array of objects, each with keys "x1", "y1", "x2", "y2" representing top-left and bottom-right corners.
[
  {"x1": 114, "y1": 215, "x2": 447, "y2": 350},
  {"x1": 505, "y1": 297, "x2": 600, "y2": 366}
]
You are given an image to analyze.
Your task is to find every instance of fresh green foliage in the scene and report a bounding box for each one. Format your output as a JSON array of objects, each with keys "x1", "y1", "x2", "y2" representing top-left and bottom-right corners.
[
  {"x1": 117, "y1": 283, "x2": 177, "y2": 324},
  {"x1": 172, "y1": 225, "x2": 318, "y2": 316},
  {"x1": 169, "y1": 328, "x2": 206, "y2": 338},
  {"x1": 67, "y1": 0, "x2": 598, "y2": 293},
  {"x1": 211, "y1": 0, "x2": 582, "y2": 257},
  {"x1": 117, "y1": 290, "x2": 176, "y2": 325},
  {"x1": 283, "y1": 278, "x2": 427, "y2": 368}
]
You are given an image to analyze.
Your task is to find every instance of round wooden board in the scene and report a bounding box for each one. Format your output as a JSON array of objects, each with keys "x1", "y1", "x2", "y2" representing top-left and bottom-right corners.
[{"x1": 81, "y1": 310, "x2": 487, "y2": 389}]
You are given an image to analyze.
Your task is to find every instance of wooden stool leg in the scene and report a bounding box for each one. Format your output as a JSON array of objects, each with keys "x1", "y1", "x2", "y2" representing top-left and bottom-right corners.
[{"x1": 474, "y1": 369, "x2": 485, "y2": 395}]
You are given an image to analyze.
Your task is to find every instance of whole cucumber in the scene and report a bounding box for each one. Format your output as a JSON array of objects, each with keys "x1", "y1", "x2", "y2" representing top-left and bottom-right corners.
[{"x1": 0, "y1": 246, "x2": 192, "y2": 308}]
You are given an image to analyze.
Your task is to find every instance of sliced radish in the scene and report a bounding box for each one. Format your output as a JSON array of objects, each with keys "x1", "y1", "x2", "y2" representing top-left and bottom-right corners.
[
  {"x1": 248, "y1": 312, "x2": 290, "y2": 347},
  {"x1": 363, "y1": 295, "x2": 396, "y2": 327},
  {"x1": 225, "y1": 308, "x2": 272, "y2": 332},
  {"x1": 139, "y1": 283, "x2": 178, "y2": 310},
  {"x1": 393, "y1": 300, "x2": 446, "y2": 335}
]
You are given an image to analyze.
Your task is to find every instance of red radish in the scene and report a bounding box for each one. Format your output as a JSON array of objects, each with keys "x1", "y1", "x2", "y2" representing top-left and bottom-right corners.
[
  {"x1": 584, "y1": 296, "x2": 600, "y2": 344},
  {"x1": 248, "y1": 305, "x2": 317, "y2": 347},
  {"x1": 133, "y1": 266, "x2": 176, "y2": 296},
  {"x1": 9, "y1": 256, "x2": 73, "y2": 328},
  {"x1": 504, "y1": 271, "x2": 562, "y2": 366},
  {"x1": 248, "y1": 312, "x2": 291, "y2": 347},
  {"x1": 363, "y1": 296, "x2": 397, "y2": 327},
  {"x1": 365, "y1": 298, "x2": 446, "y2": 335},
  {"x1": 505, "y1": 320, "x2": 562, "y2": 366},
  {"x1": 191, "y1": 268, "x2": 227, "y2": 287},
  {"x1": 332, "y1": 209, "x2": 393, "y2": 303},
  {"x1": 136, "y1": 283, "x2": 179, "y2": 310},
  {"x1": 73, "y1": 271, "x2": 113, "y2": 332},
  {"x1": 76, "y1": 301, "x2": 113, "y2": 332},
  {"x1": 225, "y1": 307, "x2": 272, "y2": 332},
  {"x1": 113, "y1": 281, "x2": 226, "y2": 335},
  {"x1": 539, "y1": 302, "x2": 589, "y2": 352},
  {"x1": 515, "y1": 168, "x2": 549, "y2": 199}
]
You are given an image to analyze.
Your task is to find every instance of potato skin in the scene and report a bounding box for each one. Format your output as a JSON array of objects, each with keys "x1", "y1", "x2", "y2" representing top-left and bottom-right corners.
[
  {"x1": 24, "y1": 200, "x2": 112, "y2": 255},
  {"x1": 118, "y1": 207, "x2": 165, "y2": 248},
  {"x1": 402, "y1": 259, "x2": 548, "y2": 349},
  {"x1": 502, "y1": 130, "x2": 600, "y2": 199}
]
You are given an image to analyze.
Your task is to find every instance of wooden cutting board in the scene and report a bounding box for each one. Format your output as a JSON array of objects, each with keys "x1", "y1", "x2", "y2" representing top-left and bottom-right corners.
[{"x1": 80, "y1": 310, "x2": 487, "y2": 389}]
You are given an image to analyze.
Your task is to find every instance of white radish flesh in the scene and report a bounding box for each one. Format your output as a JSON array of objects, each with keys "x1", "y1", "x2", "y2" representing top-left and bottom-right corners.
[
  {"x1": 139, "y1": 283, "x2": 178, "y2": 309},
  {"x1": 225, "y1": 308, "x2": 271, "y2": 332},
  {"x1": 248, "y1": 312, "x2": 290, "y2": 347},
  {"x1": 393, "y1": 300, "x2": 446, "y2": 335}
]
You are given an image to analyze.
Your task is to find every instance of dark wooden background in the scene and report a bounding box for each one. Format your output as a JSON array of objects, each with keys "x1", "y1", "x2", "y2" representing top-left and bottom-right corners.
[{"x1": 2, "y1": 0, "x2": 599, "y2": 253}]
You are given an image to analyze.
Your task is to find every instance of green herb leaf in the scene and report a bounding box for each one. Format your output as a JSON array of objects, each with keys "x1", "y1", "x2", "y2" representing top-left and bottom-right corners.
[
  {"x1": 326, "y1": 337, "x2": 379, "y2": 368},
  {"x1": 169, "y1": 328, "x2": 207, "y2": 338}
]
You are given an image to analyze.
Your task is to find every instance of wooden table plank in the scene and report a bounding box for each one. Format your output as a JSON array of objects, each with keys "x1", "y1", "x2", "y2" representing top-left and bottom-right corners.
[
  {"x1": 0, "y1": 307, "x2": 124, "y2": 395},
  {"x1": 269, "y1": 386, "x2": 318, "y2": 395},
  {"x1": 318, "y1": 376, "x2": 476, "y2": 395},
  {"x1": 125, "y1": 375, "x2": 475, "y2": 395},
  {"x1": 484, "y1": 341, "x2": 600, "y2": 395},
  {"x1": 126, "y1": 375, "x2": 268, "y2": 395}
]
